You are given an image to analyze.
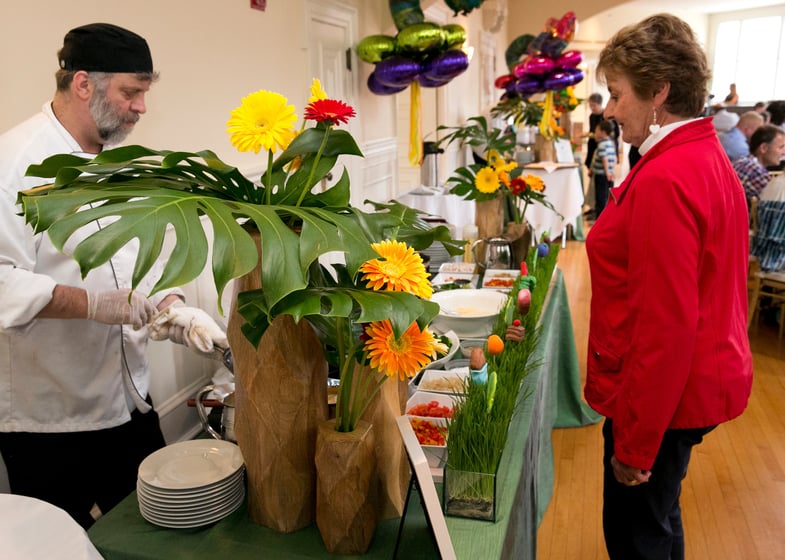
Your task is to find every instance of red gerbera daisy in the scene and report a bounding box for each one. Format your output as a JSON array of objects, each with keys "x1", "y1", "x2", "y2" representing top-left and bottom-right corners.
[{"x1": 304, "y1": 98, "x2": 356, "y2": 126}]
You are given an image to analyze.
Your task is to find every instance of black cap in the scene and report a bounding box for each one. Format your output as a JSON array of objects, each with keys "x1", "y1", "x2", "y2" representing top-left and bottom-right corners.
[{"x1": 59, "y1": 23, "x2": 153, "y2": 73}]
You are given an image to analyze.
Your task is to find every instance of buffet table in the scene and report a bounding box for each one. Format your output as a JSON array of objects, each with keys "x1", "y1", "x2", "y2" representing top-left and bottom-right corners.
[
  {"x1": 87, "y1": 269, "x2": 600, "y2": 560},
  {"x1": 522, "y1": 163, "x2": 584, "y2": 246},
  {"x1": 394, "y1": 187, "x2": 475, "y2": 234}
]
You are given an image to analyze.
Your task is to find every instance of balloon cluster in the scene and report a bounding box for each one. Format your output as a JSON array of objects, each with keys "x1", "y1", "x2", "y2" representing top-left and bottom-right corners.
[
  {"x1": 495, "y1": 12, "x2": 584, "y2": 98},
  {"x1": 357, "y1": 1, "x2": 470, "y2": 95}
]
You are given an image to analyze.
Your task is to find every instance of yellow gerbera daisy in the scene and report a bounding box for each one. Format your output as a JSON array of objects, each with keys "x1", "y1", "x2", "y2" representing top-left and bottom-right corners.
[
  {"x1": 359, "y1": 240, "x2": 432, "y2": 299},
  {"x1": 475, "y1": 166, "x2": 501, "y2": 194},
  {"x1": 364, "y1": 321, "x2": 446, "y2": 380},
  {"x1": 309, "y1": 78, "x2": 328, "y2": 103},
  {"x1": 496, "y1": 160, "x2": 518, "y2": 174},
  {"x1": 226, "y1": 90, "x2": 298, "y2": 154},
  {"x1": 486, "y1": 149, "x2": 503, "y2": 168}
]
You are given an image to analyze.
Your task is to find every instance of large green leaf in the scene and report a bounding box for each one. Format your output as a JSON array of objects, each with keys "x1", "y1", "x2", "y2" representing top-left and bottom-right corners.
[{"x1": 18, "y1": 144, "x2": 458, "y2": 346}]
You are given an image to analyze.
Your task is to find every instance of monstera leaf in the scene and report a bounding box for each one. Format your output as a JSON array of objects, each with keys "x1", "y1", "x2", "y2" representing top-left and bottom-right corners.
[{"x1": 18, "y1": 145, "x2": 461, "y2": 343}]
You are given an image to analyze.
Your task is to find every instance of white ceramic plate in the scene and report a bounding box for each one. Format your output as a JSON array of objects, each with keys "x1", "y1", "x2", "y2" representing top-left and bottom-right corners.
[
  {"x1": 431, "y1": 272, "x2": 478, "y2": 287},
  {"x1": 137, "y1": 468, "x2": 244, "y2": 500},
  {"x1": 138, "y1": 483, "x2": 245, "y2": 516},
  {"x1": 138, "y1": 440, "x2": 244, "y2": 490},
  {"x1": 139, "y1": 487, "x2": 245, "y2": 529},
  {"x1": 481, "y1": 269, "x2": 516, "y2": 290},
  {"x1": 426, "y1": 330, "x2": 460, "y2": 370},
  {"x1": 417, "y1": 368, "x2": 470, "y2": 395}
]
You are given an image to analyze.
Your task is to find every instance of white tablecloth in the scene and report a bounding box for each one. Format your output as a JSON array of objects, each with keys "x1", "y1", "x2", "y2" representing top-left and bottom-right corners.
[
  {"x1": 394, "y1": 187, "x2": 475, "y2": 234},
  {"x1": 522, "y1": 163, "x2": 584, "y2": 244},
  {"x1": 0, "y1": 494, "x2": 104, "y2": 559}
]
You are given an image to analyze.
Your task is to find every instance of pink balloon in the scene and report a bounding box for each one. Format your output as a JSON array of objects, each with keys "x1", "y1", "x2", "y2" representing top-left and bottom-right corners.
[
  {"x1": 556, "y1": 50, "x2": 583, "y2": 69},
  {"x1": 523, "y1": 56, "x2": 555, "y2": 76}
]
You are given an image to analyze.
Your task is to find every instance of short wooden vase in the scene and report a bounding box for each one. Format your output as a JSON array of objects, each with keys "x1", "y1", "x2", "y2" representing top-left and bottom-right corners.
[{"x1": 315, "y1": 419, "x2": 378, "y2": 554}]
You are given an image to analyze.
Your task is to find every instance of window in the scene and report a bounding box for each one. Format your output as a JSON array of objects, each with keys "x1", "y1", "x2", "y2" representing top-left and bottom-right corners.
[{"x1": 711, "y1": 15, "x2": 785, "y2": 104}]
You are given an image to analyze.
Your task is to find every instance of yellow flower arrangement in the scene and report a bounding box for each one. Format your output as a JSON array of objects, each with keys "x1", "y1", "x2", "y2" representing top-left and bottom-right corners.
[{"x1": 18, "y1": 78, "x2": 462, "y2": 433}]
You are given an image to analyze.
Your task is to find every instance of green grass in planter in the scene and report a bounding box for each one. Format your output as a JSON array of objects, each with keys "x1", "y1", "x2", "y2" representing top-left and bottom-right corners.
[{"x1": 445, "y1": 244, "x2": 559, "y2": 486}]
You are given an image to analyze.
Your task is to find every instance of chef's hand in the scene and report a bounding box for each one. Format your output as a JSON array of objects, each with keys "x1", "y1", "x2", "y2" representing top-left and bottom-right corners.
[
  {"x1": 86, "y1": 289, "x2": 156, "y2": 330},
  {"x1": 149, "y1": 302, "x2": 228, "y2": 359},
  {"x1": 611, "y1": 455, "x2": 652, "y2": 487}
]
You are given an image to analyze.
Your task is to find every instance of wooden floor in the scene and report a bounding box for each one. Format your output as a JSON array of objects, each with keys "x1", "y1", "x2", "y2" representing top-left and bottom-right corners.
[{"x1": 537, "y1": 235, "x2": 785, "y2": 560}]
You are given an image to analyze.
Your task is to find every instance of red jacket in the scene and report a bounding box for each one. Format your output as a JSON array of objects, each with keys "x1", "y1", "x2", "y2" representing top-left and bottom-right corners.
[{"x1": 585, "y1": 118, "x2": 753, "y2": 470}]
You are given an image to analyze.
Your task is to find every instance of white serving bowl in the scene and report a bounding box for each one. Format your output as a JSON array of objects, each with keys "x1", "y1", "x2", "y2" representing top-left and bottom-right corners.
[
  {"x1": 426, "y1": 330, "x2": 460, "y2": 370},
  {"x1": 429, "y1": 289, "x2": 508, "y2": 338}
]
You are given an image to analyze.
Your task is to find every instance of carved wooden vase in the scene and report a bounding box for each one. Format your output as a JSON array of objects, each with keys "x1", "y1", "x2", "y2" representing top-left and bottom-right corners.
[
  {"x1": 227, "y1": 234, "x2": 328, "y2": 533},
  {"x1": 315, "y1": 419, "x2": 378, "y2": 554}
]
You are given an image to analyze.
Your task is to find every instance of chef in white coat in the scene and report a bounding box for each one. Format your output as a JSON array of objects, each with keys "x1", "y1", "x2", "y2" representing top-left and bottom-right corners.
[{"x1": 0, "y1": 23, "x2": 225, "y2": 529}]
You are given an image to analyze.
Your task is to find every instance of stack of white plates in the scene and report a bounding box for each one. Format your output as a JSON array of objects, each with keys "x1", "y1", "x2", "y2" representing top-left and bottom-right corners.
[{"x1": 137, "y1": 439, "x2": 245, "y2": 528}]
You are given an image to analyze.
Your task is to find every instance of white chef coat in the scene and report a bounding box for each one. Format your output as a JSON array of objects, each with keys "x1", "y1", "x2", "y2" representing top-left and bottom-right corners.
[{"x1": 0, "y1": 102, "x2": 180, "y2": 432}]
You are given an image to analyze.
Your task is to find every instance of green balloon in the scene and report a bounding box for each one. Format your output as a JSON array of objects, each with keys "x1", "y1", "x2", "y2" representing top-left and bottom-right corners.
[
  {"x1": 442, "y1": 24, "x2": 467, "y2": 49},
  {"x1": 357, "y1": 35, "x2": 397, "y2": 64},
  {"x1": 396, "y1": 22, "x2": 445, "y2": 54}
]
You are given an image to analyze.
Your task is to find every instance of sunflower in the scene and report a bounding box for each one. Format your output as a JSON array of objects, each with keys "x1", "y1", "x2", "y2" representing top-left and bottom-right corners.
[
  {"x1": 363, "y1": 320, "x2": 446, "y2": 380},
  {"x1": 304, "y1": 98, "x2": 356, "y2": 126},
  {"x1": 309, "y1": 78, "x2": 328, "y2": 102},
  {"x1": 226, "y1": 90, "x2": 297, "y2": 154},
  {"x1": 475, "y1": 166, "x2": 501, "y2": 194},
  {"x1": 359, "y1": 240, "x2": 432, "y2": 299}
]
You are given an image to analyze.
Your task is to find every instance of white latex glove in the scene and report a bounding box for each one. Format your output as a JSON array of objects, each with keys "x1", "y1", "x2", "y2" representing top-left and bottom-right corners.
[
  {"x1": 148, "y1": 300, "x2": 187, "y2": 345},
  {"x1": 148, "y1": 304, "x2": 228, "y2": 357},
  {"x1": 86, "y1": 289, "x2": 156, "y2": 330}
]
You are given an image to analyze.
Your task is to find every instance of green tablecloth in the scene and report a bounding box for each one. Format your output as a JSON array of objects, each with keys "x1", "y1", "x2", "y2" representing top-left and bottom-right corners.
[{"x1": 88, "y1": 269, "x2": 599, "y2": 560}]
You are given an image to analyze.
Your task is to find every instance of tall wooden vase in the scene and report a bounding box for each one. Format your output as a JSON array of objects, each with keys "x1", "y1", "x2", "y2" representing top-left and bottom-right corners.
[
  {"x1": 359, "y1": 370, "x2": 409, "y2": 520},
  {"x1": 227, "y1": 237, "x2": 328, "y2": 533},
  {"x1": 475, "y1": 193, "x2": 505, "y2": 266},
  {"x1": 505, "y1": 221, "x2": 533, "y2": 268},
  {"x1": 315, "y1": 419, "x2": 378, "y2": 554}
]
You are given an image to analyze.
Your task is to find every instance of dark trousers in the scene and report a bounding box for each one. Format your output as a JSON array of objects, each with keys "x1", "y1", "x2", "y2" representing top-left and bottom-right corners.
[
  {"x1": 602, "y1": 418, "x2": 715, "y2": 560},
  {"x1": 594, "y1": 174, "x2": 613, "y2": 217},
  {"x1": 0, "y1": 402, "x2": 166, "y2": 530}
]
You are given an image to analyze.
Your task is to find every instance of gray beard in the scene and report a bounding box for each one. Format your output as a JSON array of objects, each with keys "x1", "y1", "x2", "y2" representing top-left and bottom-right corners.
[{"x1": 89, "y1": 93, "x2": 138, "y2": 146}]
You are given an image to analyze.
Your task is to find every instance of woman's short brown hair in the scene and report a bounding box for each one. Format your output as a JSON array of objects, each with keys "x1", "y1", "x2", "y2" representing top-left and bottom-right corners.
[{"x1": 596, "y1": 13, "x2": 711, "y2": 118}]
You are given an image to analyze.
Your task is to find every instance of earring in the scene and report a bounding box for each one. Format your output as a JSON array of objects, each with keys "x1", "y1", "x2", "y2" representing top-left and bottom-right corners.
[{"x1": 649, "y1": 107, "x2": 661, "y2": 135}]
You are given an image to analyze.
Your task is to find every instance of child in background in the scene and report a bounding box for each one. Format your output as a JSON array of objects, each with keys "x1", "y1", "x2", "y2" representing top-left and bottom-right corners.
[{"x1": 589, "y1": 120, "x2": 617, "y2": 218}]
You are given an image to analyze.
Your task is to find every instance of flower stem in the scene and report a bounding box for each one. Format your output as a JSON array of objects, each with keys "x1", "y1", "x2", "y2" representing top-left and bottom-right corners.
[
  {"x1": 264, "y1": 150, "x2": 274, "y2": 206},
  {"x1": 295, "y1": 127, "x2": 331, "y2": 208}
]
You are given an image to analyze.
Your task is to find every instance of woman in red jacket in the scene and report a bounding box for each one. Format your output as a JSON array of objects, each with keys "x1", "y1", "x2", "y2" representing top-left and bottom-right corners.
[{"x1": 585, "y1": 14, "x2": 753, "y2": 560}]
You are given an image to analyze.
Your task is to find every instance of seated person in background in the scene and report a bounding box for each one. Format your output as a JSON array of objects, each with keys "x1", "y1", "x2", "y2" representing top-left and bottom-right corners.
[
  {"x1": 719, "y1": 111, "x2": 764, "y2": 161},
  {"x1": 754, "y1": 101, "x2": 768, "y2": 114},
  {"x1": 732, "y1": 124, "x2": 785, "y2": 206},
  {"x1": 712, "y1": 108, "x2": 739, "y2": 132},
  {"x1": 752, "y1": 174, "x2": 785, "y2": 272},
  {"x1": 713, "y1": 82, "x2": 739, "y2": 109},
  {"x1": 768, "y1": 100, "x2": 785, "y2": 131}
]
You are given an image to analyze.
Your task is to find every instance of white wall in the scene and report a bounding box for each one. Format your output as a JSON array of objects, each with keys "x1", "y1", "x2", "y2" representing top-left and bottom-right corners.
[{"x1": 0, "y1": 0, "x2": 510, "y2": 458}]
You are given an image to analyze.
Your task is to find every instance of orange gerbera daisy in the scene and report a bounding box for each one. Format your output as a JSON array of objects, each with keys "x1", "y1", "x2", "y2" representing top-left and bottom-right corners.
[
  {"x1": 304, "y1": 98, "x2": 356, "y2": 126},
  {"x1": 359, "y1": 240, "x2": 432, "y2": 299},
  {"x1": 364, "y1": 320, "x2": 446, "y2": 379}
]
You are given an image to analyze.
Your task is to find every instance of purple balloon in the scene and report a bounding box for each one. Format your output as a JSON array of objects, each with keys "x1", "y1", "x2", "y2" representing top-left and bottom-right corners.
[
  {"x1": 523, "y1": 56, "x2": 555, "y2": 76},
  {"x1": 422, "y1": 50, "x2": 469, "y2": 81},
  {"x1": 367, "y1": 72, "x2": 408, "y2": 95},
  {"x1": 374, "y1": 56, "x2": 420, "y2": 87},
  {"x1": 543, "y1": 71, "x2": 573, "y2": 91},
  {"x1": 418, "y1": 74, "x2": 451, "y2": 88},
  {"x1": 564, "y1": 67, "x2": 585, "y2": 85},
  {"x1": 515, "y1": 76, "x2": 543, "y2": 95},
  {"x1": 556, "y1": 50, "x2": 583, "y2": 69}
]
